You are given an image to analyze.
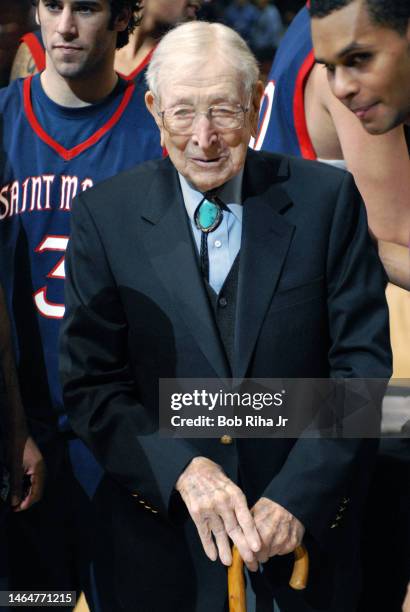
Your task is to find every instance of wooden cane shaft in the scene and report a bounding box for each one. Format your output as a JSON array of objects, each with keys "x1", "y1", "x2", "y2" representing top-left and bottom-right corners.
[
  {"x1": 228, "y1": 545, "x2": 246, "y2": 612},
  {"x1": 228, "y1": 544, "x2": 309, "y2": 612}
]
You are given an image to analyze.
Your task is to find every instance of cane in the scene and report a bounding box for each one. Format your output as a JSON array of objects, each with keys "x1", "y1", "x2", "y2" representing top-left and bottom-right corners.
[{"x1": 228, "y1": 543, "x2": 309, "y2": 612}]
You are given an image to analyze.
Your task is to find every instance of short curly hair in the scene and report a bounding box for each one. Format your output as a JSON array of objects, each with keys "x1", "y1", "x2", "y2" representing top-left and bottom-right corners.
[
  {"x1": 309, "y1": 0, "x2": 410, "y2": 35},
  {"x1": 32, "y1": 0, "x2": 142, "y2": 49},
  {"x1": 109, "y1": 0, "x2": 142, "y2": 48}
]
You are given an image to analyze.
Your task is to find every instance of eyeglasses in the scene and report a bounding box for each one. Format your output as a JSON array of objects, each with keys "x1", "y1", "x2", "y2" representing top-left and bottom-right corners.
[{"x1": 158, "y1": 103, "x2": 249, "y2": 135}]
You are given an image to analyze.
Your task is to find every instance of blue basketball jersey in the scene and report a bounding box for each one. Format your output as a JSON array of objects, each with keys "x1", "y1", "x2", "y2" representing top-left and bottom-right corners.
[
  {"x1": 253, "y1": 5, "x2": 316, "y2": 159},
  {"x1": 0, "y1": 75, "x2": 162, "y2": 433}
]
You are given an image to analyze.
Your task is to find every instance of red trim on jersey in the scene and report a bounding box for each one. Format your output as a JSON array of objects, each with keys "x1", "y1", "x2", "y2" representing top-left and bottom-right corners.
[
  {"x1": 21, "y1": 32, "x2": 46, "y2": 72},
  {"x1": 254, "y1": 79, "x2": 275, "y2": 149},
  {"x1": 118, "y1": 47, "x2": 155, "y2": 81},
  {"x1": 23, "y1": 77, "x2": 136, "y2": 161},
  {"x1": 293, "y1": 49, "x2": 316, "y2": 160}
]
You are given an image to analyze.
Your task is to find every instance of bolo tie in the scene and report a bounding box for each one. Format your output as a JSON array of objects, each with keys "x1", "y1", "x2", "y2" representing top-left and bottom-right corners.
[{"x1": 194, "y1": 192, "x2": 229, "y2": 282}]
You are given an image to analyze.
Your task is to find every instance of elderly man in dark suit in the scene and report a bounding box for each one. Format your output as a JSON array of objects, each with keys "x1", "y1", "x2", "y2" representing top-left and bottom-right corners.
[{"x1": 60, "y1": 21, "x2": 391, "y2": 612}]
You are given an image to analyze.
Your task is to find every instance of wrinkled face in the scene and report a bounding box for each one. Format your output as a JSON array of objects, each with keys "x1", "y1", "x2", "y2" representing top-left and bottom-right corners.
[
  {"x1": 146, "y1": 58, "x2": 262, "y2": 192},
  {"x1": 37, "y1": 0, "x2": 129, "y2": 80},
  {"x1": 312, "y1": 0, "x2": 410, "y2": 134}
]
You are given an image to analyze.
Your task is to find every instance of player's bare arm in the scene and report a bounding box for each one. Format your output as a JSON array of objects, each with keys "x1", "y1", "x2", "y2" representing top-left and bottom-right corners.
[
  {"x1": 378, "y1": 241, "x2": 410, "y2": 291},
  {"x1": 310, "y1": 63, "x2": 410, "y2": 248},
  {"x1": 10, "y1": 42, "x2": 38, "y2": 81},
  {"x1": 304, "y1": 64, "x2": 410, "y2": 286},
  {"x1": 327, "y1": 89, "x2": 410, "y2": 247},
  {"x1": 304, "y1": 62, "x2": 344, "y2": 160}
]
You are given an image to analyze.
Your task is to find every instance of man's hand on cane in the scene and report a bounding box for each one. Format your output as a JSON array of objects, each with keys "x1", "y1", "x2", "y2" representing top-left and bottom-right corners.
[
  {"x1": 251, "y1": 498, "x2": 305, "y2": 562},
  {"x1": 176, "y1": 457, "x2": 261, "y2": 571}
]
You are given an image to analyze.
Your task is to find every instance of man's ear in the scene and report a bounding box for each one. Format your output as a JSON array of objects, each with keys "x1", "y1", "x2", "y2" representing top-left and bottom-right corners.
[
  {"x1": 145, "y1": 91, "x2": 160, "y2": 124},
  {"x1": 249, "y1": 80, "x2": 264, "y2": 138},
  {"x1": 35, "y1": 4, "x2": 40, "y2": 26},
  {"x1": 145, "y1": 91, "x2": 166, "y2": 146},
  {"x1": 113, "y1": 7, "x2": 131, "y2": 33}
]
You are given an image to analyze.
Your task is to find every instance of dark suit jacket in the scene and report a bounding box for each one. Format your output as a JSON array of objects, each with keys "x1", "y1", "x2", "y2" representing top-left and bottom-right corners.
[{"x1": 60, "y1": 150, "x2": 391, "y2": 611}]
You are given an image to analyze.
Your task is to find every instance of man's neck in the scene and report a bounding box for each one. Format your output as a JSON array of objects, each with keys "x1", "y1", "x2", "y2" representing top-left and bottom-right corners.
[
  {"x1": 179, "y1": 169, "x2": 244, "y2": 211},
  {"x1": 41, "y1": 61, "x2": 119, "y2": 108},
  {"x1": 114, "y1": 28, "x2": 156, "y2": 74}
]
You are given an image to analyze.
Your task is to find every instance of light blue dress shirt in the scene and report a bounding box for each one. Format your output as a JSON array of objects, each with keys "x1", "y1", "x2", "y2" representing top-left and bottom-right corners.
[{"x1": 179, "y1": 170, "x2": 244, "y2": 294}]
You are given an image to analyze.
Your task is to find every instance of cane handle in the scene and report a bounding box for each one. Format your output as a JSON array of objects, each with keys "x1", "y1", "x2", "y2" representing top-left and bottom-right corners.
[
  {"x1": 289, "y1": 544, "x2": 309, "y2": 590},
  {"x1": 228, "y1": 543, "x2": 309, "y2": 612}
]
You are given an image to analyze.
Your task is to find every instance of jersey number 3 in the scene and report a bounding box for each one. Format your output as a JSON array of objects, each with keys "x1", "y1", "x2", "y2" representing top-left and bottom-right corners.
[{"x1": 33, "y1": 235, "x2": 69, "y2": 319}]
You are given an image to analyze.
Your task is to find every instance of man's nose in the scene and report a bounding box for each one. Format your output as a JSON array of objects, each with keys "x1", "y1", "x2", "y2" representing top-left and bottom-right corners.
[
  {"x1": 330, "y1": 67, "x2": 359, "y2": 102},
  {"x1": 56, "y1": 7, "x2": 78, "y2": 38},
  {"x1": 191, "y1": 113, "x2": 218, "y2": 149}
]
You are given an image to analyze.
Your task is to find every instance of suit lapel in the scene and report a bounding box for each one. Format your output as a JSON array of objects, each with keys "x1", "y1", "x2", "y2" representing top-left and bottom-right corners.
[
  {"x1": 234, "y1": 151, "x2": 296, "y2": 378},
  {"x1": 140, "y1": 160, "x2": 230, "y2": 378}
]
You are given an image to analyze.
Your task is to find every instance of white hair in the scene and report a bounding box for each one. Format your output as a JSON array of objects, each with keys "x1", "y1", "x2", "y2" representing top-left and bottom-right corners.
[{"x1": 146, "y1": 21, "x2": 260, "y2": 101}]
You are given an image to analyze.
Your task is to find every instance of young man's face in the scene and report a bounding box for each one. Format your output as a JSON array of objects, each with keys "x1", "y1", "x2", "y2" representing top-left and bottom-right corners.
[
  {"x1": 312, "y1": 0, "x2": 410, "y2": 134},
  {"x1": 37, "y1": 0, "x2": 129, "y2": 80}
]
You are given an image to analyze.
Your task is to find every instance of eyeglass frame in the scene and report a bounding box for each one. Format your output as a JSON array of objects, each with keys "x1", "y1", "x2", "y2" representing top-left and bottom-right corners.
[{"x1": 156, "y1": 100, "x2": 251, "y2": 135}]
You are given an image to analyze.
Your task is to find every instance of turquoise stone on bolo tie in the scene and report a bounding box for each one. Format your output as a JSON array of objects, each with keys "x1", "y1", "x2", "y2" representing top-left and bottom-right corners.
[
  {"x1": 194, "y1": 197, "x2": 223, "y2": 233},
  {"x1": 194, "y1": 195, "x2": 226, "y2": 281}
]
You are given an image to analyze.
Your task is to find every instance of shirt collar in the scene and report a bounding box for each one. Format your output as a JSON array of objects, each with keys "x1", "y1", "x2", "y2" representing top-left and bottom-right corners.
[{"x1": 179, "y1": 169, "x2": 244, "y2": 223}]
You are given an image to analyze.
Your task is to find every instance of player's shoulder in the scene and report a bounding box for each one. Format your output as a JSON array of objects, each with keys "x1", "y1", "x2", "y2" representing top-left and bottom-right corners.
[
  {"x1": 21, "y1": 29, "x2": 44, "y2": 47},
  {"x1": 272, "y1": 5, "x2": 311, "y2": 65},
  {"x1": 0, "y1": 78, "x2": 24, "y2": 111},
  {"x1": 284, "y1": 4, "x2": 310, "y2": 37}
]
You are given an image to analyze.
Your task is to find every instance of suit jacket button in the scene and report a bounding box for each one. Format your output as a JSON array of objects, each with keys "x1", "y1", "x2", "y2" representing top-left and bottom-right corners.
[
  {"x1": 218, "y1": 297, "x2": 228, "y2": 308},
  {"x1": 220, "y1": 435, "x2": 233, "y2": 445}
]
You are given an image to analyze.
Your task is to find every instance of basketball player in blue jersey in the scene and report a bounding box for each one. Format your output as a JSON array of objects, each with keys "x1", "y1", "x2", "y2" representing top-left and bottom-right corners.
[
  {"x1": 10, "y1": 0, "x2": 202, "y2": 82},
  {"x1": 254, "y1": 1, "x2": 410, "y2": 291},
  {"x1": 255, "y1": 2, "x2": 410, "y2": 610},
  {"x1": 0, "y1": 0, "x2": 162, "y2": 608}
]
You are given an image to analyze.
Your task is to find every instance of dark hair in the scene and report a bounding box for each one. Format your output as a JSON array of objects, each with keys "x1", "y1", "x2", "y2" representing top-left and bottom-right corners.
[
  {"x1": 109, "y1": 0, "x2": 142, "y2": 49},
  {"x1": 309, "y1": 0, "x2": 410, "y2": 35},
  {"x1": 32, "y1": 0, "x2": 142, "y2": 48}
]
